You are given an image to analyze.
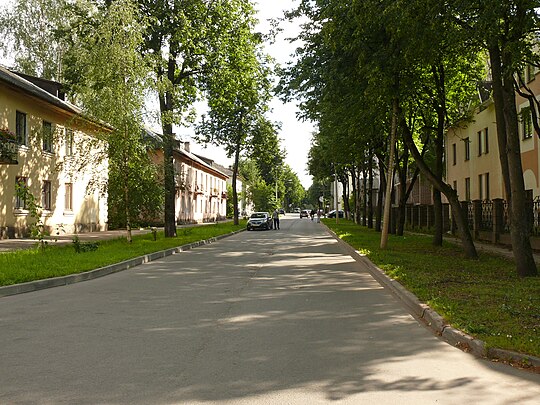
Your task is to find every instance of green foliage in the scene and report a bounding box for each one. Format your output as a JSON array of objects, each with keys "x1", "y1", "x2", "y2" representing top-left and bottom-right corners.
[
  {"x1": 324, "y1": 219, "x2": 540, "y2": 358},
  {"x1": 62, "y1": 0, "x2": 163, "y2": 236},
  {"x1": 0, "y1": 221, "x2": 246, "y2": 286},
  {"x1": 72, "y1": 235, "x2": 99, "y2": 253},
  {"x1": 0, "y1": 0, "x2": 68, "y2": 80}
]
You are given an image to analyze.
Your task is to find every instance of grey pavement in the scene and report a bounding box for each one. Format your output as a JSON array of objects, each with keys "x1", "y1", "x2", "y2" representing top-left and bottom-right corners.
[{"x1": 1, "y1": 214, "x2": 539, "y2": 404}]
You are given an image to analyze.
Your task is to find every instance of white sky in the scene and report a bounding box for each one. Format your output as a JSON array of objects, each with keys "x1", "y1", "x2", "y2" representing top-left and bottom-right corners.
[{"x1": 0, "y1": 0, "x2": 315, "y2": 188}]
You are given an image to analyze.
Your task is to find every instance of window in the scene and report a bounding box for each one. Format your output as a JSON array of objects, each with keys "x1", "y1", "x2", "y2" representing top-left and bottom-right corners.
[
  {"x1": 478, "y1": 128, "x2": 489, "y2": 155},
  {"x1": 465, "y1": 177, "x2": 471, "y2": 201},
  {"x1": 478, "y1": 173, "x2": 490, "y2": 201},
  {"x1": 15, "y1": 176, "x2": 28, "y2": 209},
  {"x1": 42, "y1": 121, "x2": 53, "y2": 152},
  {"x1": 65, "y1": 129, "x2": 73, "y2": 156},
  {"x1": 479, "y1": 174, "x2": 483, "y2": 200},
  {"x1": 16, "y1": 111, "x2": 27, "y2": 145},
  {"x1": 485, "y1": 172, "x2": 490, "y2": 200},
  {"x1": 464, "y1": 137, "x2": 470, "y2": 161},
  {"x1": 522, "y1": 107, "x2": 533, "y2": 139},
  {"x1": 65, "y1": 183, "x2": 73, "y2": 211},
  {"x1": 452, "y1": 143, "x2": 456, "y2": 165},
  {"x1": 42, "y1": 181, "x2": 52, "y2": 210}
]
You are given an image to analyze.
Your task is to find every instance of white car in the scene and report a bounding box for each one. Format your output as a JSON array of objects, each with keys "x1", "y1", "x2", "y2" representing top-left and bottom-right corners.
[{"x1": 246, "y1": 212, "x2": 273, "y2": 231}]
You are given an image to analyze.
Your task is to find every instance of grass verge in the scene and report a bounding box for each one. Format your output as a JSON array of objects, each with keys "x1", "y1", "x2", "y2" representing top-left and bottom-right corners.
[
  {"x1": 0, "y1": 221, "x2": 246, "y2": 287},
  {"x1": 323, "y1": 219, "x2": 540, "y2": 359}
]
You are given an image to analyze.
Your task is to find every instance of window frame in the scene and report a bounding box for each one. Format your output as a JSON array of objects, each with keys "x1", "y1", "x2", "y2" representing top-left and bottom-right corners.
[
  {"x1": 65, "y1": 128, "x2": 74, "y2": 156},
  {"x1": 15, "y1": 176, "x2": 28, "y2": 209},
  {"x1": 522, "y1": 107, "x2": 533, "y2": 140},
  {"x1": 16, "y1": 111, "x2": 27, "y2": 146},
  {"x1": 64, "y1": 182, "x2": 73, "y2": 211},
  {"x1": 464, "y1": 137, "x2": 470, "y2": 161},
  {"x1": 42, "y1": 180, "x2": 52, "y2": 211},
  {"x1": 42, "y1": 121, "x2": 53, "y2": 153}
]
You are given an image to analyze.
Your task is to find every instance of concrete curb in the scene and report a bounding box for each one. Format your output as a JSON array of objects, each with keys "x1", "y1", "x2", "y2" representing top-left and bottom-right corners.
[
  {"x1": 323, "y1": 224, "x2": 540, "y2": 371},
  {"x1": 0, "y1": 229, "x2": 245, "y2": 299}
]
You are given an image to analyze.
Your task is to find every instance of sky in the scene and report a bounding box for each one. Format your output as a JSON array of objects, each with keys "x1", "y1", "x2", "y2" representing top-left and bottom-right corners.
[
  {"x1": 188, "y1": 0, "x2": 315, "y2": 188},
  {"x1": 0, "y1": 0, "x2": 315, "y2": 188}
]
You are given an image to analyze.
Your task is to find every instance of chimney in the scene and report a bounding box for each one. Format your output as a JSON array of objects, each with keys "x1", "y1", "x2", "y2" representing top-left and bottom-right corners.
[{"x1": 184, "y1": 142, "x2": 190, "y2": 152}]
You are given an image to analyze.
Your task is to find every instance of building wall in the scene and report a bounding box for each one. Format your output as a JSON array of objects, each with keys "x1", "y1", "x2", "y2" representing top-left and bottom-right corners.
[
  {"x1": 446, "y1": 69, "x2": 540, "y2": 202},
  {"x1": 0, "y1": 81, "x2": 108, "y2": 238}
]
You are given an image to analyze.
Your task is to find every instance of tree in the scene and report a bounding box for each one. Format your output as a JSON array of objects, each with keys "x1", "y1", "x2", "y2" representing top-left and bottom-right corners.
[
  {"x1": 196, "y1": 2, "x2": 272, "y2": 225},
  {"x1": 62, "y1": 0, "x2": 162, "y2": 242},
  {"x1": 0, "y1": 0, "x2": 68, "y2": 80},
  {"x1": 137, "y1": 0, "x2": 255, "y2": 236},
  {"x1": 450, "y1": 0, "x2": 539, "y2": 276}
]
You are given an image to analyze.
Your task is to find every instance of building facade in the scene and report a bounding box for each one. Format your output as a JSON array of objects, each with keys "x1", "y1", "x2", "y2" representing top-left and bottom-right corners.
[
  {"x1": 445, "y1": 67, "x2": 540, "y2": 202},
  {"x1": 0, "y1": 66, "x2": 108, "y2": 238},
  {"x1": 152, "y1": 141, "x2": 229, "y2": 224}
]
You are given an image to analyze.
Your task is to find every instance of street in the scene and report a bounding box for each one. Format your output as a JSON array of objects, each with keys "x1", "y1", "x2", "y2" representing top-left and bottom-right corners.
[{"x1": 1, "y1": 214, "x2": 539, "y2": 404}]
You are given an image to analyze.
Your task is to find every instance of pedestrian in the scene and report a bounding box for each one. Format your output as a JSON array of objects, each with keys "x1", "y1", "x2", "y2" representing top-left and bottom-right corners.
[
  {"x1": 310, "y1": 209, "x2": 315, "y2": 221},
  {"x1": 272, "y1": 209, "x2": 280, "y2": 230},
  {"x1": 316, "y1": 209, "x2": 321, "y2": 223}
]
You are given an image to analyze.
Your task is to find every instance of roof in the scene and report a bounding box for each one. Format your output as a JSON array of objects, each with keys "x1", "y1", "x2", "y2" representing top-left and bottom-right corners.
[
  {"x1": 0, "y1": 65, "x2": 82, "y2": 116},
  {"x1": 144, "y1": 130, "x2": 229, "y2": 179}
]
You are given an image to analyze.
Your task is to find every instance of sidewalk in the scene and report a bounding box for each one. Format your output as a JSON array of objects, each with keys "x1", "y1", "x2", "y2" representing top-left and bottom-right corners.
[
  {"x1": 0, "y1": 221, "x2": 232, "y2": 252},
  {"x1": 441, "y1": 234, "x2": 540, "y2": 264}
]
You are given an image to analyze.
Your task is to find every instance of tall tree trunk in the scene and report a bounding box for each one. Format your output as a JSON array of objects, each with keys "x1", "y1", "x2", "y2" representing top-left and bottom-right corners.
[
  {"x1": 367, "y1": 149, "x2": 374, "y2": 228},
  {"x1": 231, "y1": 136, "x2": 242, "y2": 225},
  {"x1": 350, "y1": 166, "x2": 358, "y2": 223},
  {"x1": 362, "y1": 162, "x2": 367, "y2": 226},
  {"x1": 159, "y1": 100, "x2": 177, "y2": 238},
  {"x1": 381, "y1": 98, "x2": 398, "y2": 249},
  {"x1": 490, "y1": 45, "x2": 537, "y2": 277},
  {"x1": 400, "y1": 107, "x2": 478, "y2": 258},
  {"x1": 158, "y1": 55, "x2": 178, "y2": 238},
  {"x1": 432, "y1": 64, "x2": 446, "y2": 246},
  {"x1": 376, "y1": 157, "x2": 385, "y2": 232}
]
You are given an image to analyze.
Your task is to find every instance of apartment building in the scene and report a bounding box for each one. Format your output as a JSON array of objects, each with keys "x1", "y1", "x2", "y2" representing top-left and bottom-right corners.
[
  {"x1": 0, "y1": 66, "x2": 109, "y2": 238},
  {"x1": 152, "y1": 141, "x2": 229, "y2": 224},
  {"x1": 445, "y1": 67, "x2": 540, "y2": 201}
]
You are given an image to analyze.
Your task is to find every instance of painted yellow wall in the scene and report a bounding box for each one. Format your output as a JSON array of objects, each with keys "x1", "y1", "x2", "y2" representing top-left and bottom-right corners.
[{"x1": 0, "y1": 82, "x2": 108, "y2": 238}]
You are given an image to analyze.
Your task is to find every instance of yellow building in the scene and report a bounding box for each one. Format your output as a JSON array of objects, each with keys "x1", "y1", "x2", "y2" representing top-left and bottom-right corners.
[
  {"x1": 445, "y1": 69, "x2": 540, "y2": 201},
  {"x1": 0, "y1": 66, "x2": 109, "y2": 238}
]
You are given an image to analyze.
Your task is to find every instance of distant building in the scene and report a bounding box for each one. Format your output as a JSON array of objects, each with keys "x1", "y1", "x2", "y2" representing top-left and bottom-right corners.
[
  {"x1": 0, "y1": 66, "x2": 109, "y2": 239},
  {"x1": 151, "y1": 141, "x2": 229, "y2": 224},
  {"x1": 445, "y1": 66, "x2": 540, "y2": 201}
]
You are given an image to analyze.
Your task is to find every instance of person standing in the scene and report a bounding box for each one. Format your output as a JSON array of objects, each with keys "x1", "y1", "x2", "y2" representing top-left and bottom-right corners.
[{"x1": 272, "y1": 209, "x2": 280, "y2": 230}]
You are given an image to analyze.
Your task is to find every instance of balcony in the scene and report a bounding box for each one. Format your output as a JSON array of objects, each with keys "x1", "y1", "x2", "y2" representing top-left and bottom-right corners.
[{"x1": 0, "y1": 129, "x2": 18, "y2": 164}]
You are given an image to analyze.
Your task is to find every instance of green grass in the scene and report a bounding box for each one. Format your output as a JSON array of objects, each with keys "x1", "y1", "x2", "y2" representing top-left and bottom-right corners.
[
  {"x1": 323, "y1": 219, "x2": 540, "y2": 359},
  {"x1": 0, "y1": 221, "x2": 246, "y2": 287}
]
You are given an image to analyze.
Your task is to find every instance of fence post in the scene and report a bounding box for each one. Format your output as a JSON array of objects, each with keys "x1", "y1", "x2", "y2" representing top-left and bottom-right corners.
[
  {"x1": 390, "y1": 206, "x2": 397, "y2": 234},
  {"x1": 473, "y1": 200, "x2": 482, "y2": 239},
  {"x1": 459, "y1": 201, "x2": 469, "y2": 235},
  {"x1": 492, "y1": 198, "x2": 503, "y2": 243},
  {"x1": 442, "y1": 203, "x2": 450, "y2": 232}
]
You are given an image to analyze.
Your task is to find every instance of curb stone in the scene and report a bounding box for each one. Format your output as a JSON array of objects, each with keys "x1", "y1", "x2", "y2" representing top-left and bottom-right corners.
[
  {"x1": 0, "y1": 228, "x2": 245, "y2": 299},
  {"x1": 322, "y1": 223, "x2": 540, "y2": 372}
]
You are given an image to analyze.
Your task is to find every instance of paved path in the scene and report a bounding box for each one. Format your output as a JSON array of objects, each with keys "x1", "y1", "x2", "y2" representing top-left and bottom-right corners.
[{"x1": 1, "y1": 215, "x2": 539, "y2": 404}]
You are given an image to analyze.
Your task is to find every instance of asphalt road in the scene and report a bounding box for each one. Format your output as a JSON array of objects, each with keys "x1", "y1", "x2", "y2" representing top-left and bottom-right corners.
[{"x1": 1, "y1": 215, "x2": 539, "y2": 404}]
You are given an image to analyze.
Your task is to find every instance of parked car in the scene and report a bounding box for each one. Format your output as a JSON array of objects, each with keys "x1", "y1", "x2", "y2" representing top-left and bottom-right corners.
[
  {"x1": 327, "y1": 210, "x2": 345, "y2": 218},
  {"x1": 247, "y1": 212, "x2": 273, "y2": 230},
  {"x1": 300, "y1": 209, "x2": 310, "y2": 218},
  {"x1": 279, "y1": 208, "x2": 285, "y2": 215},
  {"x1": 293, "y1": 208, "x2": 301, "y2": 213}
]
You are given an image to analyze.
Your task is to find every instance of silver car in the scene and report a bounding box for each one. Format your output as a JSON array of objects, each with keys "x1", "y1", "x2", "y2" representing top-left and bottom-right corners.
[{"x1": 247, "y1": 212, "x2": 273, "y2": 231}]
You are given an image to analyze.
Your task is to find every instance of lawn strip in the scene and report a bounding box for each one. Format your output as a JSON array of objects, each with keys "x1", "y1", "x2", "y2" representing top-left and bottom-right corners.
[
  {"x1": 323, "y1": 219, "x2": 540, "y2": 358},
  {"x1": 0, "y1": 221, "x2": 246, "y2": 287}
]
